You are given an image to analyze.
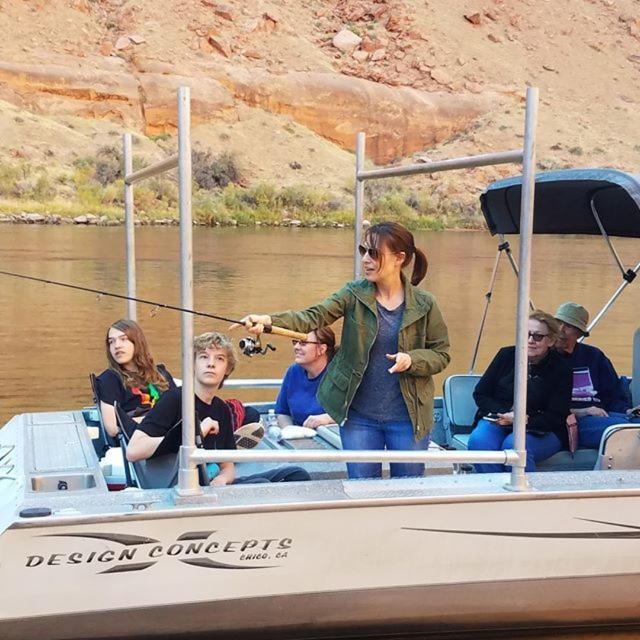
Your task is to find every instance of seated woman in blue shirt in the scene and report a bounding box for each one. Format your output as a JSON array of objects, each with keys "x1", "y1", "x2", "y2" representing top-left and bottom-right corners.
[{"x1": 275, "y1": 327, "x2": 337, "y2": 429}]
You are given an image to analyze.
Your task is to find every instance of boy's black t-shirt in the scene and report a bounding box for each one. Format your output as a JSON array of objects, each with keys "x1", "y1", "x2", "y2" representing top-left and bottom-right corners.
[
  {"x1": 137, "y1": 386, "x2": 236, "y2": 453},
  {"x1": 96, "y1": 366, "x2": 176, "y2": 415}
]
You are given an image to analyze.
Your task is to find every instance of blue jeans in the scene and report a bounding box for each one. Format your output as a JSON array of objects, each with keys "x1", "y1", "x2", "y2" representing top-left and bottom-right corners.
[
  {"x1": 578, "y1": 412, "x2": 640, "y2": 449},
  {"x1": 340, "y1": 410, "x2": 429, "y2": 479},
  {"x1": 467, "y1": 418, "x2": 563, "y2": 473}
]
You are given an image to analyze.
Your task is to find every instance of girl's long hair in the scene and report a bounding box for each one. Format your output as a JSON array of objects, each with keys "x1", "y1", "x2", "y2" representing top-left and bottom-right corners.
[
  {"x1": 364, "y1": 221, "x2": 428, "y2": 286},
  {"x1": 106, "y1": 319, "x2": 169, "y2": 391}
]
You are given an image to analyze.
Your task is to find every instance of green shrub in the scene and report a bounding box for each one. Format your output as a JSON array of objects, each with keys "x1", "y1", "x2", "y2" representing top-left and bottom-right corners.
[
  {"x1": 0, "y1": 164, "x2": 22, "y2": 197},
  {"x1": 192, "y1": 150, "x2": 242, "y2": 190},
  {"x1": 94, "y1": 146, "x2": 122, "y2": 186}
]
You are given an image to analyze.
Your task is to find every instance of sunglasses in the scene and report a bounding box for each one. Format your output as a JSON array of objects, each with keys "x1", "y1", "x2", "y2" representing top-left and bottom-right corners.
[
  {"x1": 291, "y1": 339, "x2": 320, "y2": 346},
  {"x1": 358, "y1": 244, "x2": 380, "y2": 260},
  {"x1": 528, "y1": 332, "x2": 549, "y2": 343}
]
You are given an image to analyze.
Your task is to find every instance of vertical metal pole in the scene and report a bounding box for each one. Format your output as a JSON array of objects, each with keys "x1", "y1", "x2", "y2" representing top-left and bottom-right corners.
[
  {"x1": 123, "y1": 133, "x2": 136, "y2": 320},
  {"x1": 176, "y1": 86, "x2": 201, "y2": 496},
  {"x1": 469, "y1": 247, "x2": 503, "y2": 373},
  {"x1": 354, "y1": 133, "x2": 365, "y2": 279},
  {"x1": 507, "y1": 86, "x2": 538, "y2": 492}
]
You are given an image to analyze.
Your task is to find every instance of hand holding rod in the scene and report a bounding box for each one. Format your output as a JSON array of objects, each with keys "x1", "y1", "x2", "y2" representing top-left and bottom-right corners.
[{"x1": 230, "y1": 314, "x2": 308, "y2": 341}]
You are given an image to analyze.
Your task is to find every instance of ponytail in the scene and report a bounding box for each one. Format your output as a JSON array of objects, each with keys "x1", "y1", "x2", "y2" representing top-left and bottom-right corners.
[{"x1": 411, "y1": 247, "x2": 428, "y2": 285}]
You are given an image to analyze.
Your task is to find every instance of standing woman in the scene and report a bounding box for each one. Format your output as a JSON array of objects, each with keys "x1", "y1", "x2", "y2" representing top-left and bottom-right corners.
[
  {"x1": 236, "y1": 222, "x2": 450, "y2": 479},
  {"x1": 96, "y1": 319, "x2": 176, "y2": 438}
]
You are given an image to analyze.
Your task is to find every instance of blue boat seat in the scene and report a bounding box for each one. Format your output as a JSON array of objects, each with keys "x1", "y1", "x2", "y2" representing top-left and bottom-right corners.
[
  {"x1": 442, "y1": 373, "x2": 598, "y2": 471},
  {"x1": 442, "y1": 374, "x2": 481, "y2": 450}
]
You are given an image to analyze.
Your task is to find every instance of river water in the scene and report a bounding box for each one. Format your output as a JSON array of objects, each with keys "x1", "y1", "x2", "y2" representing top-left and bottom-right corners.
[
  {"x1": 0, "y1": 225, "x2": 638, "y2": 424},
  {"x1": 1, "y1": 225, "x2": 640, "y2": 638}
]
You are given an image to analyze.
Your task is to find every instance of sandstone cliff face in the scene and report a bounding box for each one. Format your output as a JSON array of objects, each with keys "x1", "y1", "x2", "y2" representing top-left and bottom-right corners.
[
  {"x1": 138, "y1": 72, "x2": 237, "y2": 134},
  {"x1": 218, "y1": 68, "x2": 490, "y2": 163},
  {"x1": 0, "y1": 56, "x2": 491, "y2": 165},
  {"x1": 0, "y1": 60, "x2": 141, "y2": 124}
]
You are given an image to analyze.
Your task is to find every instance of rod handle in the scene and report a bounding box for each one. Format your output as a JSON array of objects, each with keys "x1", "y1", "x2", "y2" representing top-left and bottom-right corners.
[{"x1": 264, "y1": 325, "x2": 308, "y2": 341}]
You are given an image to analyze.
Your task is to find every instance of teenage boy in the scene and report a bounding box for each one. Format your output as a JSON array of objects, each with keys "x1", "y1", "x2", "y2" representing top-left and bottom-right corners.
[{"x1": 126, "y1": 331, "x2": 309, "y2": 486}]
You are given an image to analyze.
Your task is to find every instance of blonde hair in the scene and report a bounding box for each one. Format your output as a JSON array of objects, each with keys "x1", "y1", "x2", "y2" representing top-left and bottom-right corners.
[
  {"x1": 193, "y1": 332, "x2": 237, "y2": 385},
  {"x1": 529, "y1": 310, "x2": 560, "y2": 344}
]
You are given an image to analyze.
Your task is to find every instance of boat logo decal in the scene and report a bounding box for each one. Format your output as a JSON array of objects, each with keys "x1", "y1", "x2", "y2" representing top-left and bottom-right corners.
[
  {"x1": 24, "y1": 530, "x2": 291, "y2": 573},
  {"x1": 402, "y1": 517, "x2": 640, "y2": 540}
]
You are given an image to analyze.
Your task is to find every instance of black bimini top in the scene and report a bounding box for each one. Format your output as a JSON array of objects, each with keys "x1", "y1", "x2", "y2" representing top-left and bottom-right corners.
[{"x1": 480, "y1": 169, "x2": 640, "y2": 238}]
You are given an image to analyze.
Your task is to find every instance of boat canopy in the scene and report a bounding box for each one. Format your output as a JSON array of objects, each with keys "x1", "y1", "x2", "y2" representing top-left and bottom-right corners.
[{"x1": 480, "y1": 169, "x2": 640, "y2": 238}]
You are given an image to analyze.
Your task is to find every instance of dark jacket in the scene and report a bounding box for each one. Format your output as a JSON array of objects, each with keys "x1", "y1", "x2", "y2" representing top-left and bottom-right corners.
[
  {"x1": 557, "y1": 343, "x2": 629, "y2": 413},
  {"x1": 271, "y1": 277, "x2": 450, "y2": 440},
  {"x1": 473, "y1": 346, "x2": 572, "y2": 444}
]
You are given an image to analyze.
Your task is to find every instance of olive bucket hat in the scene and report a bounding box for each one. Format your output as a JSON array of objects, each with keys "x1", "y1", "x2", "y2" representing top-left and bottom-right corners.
[{"x1": 555, "y1": 302, "x2": 590, "y2": 337}]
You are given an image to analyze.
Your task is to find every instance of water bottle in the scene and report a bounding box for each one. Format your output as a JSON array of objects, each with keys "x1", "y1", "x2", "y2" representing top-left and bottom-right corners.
[{"x1": 265, "y1": 409, "x2": 281, "y2": 442}]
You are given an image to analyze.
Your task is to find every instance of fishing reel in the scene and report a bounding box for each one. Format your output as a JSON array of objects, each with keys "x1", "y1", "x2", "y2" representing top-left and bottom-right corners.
[{"x1": 238, "y1": 336, "x2": 276, "y2": 357}]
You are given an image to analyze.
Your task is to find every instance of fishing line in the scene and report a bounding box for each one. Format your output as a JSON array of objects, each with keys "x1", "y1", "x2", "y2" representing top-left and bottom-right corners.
[{"x1": 0, "y1": 268, "x2": 242, "y2": 325}]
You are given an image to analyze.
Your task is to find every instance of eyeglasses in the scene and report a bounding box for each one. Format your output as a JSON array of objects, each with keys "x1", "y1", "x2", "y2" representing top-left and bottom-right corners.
[
  {"x1": 528, "y1": 332, "x2": 549, "y2": 342},
  {"x1": 291, "y1": 339, "x2": 320, "y2": 346},
  {"x1": 358, "y1": 244, "x2": 380, "y2": 261}
]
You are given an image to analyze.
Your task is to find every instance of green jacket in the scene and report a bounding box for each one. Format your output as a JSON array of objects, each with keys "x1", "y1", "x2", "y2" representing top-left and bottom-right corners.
[{"x1": 271, "y1": 278, "x2": 450, "y2": 440}]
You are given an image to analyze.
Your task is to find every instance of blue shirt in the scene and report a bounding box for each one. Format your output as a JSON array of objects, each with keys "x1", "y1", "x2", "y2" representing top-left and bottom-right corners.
[
  {"x1": 350, "y1": 302, "x2": 411, "y2": 422},
  {"x1": 275, "y1": 363, "x2": 327, "y2": 425},
  {"x1": 558, "y1": 343, "x2": 629, "y2": 413}
]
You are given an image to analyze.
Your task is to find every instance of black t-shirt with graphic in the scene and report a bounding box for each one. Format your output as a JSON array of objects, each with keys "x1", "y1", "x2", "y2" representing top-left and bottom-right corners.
[
  {"x1": 137, "y1": 386, "x2": 236, "y2": 454},
  {"x1": 96, "y1": 366, "x2": 176, "y2": 416}
]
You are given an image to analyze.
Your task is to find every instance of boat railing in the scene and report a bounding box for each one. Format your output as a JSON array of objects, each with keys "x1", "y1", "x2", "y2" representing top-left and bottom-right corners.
[
  {"x1": 129, "y1": 86, "x2": 539, "y2": 496},
  {"x1": 223, "y1": 378, "x2": 282, "y2": 389},
  {"x1": 189, "y1": 447, "x2": 518, "y2": 467},
  {"x1": 349, "y1": 87, "x2": 538, "y2": 494}
]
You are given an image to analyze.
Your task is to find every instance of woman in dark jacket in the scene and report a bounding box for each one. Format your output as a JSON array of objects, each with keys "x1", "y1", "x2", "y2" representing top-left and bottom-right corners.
[{"x1": 468, "y1": 310, "x2": 571, "y2": 472}]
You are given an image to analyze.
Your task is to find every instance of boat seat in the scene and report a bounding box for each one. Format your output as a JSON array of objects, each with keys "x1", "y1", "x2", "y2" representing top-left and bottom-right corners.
[
  {"x1": 89, "y1": 373, "x2": 136, "y2": 488},
  {"x1": 595, "y1": 423, "x2": 640, "y2": 470},
  {"x1": 442, "y1": 373, "x2": 598, "y2": 471},
  {"x1": 114, "y1": 403, "x2": 212, "y2": 489},
  {"x1": 442, "y1": 374, "x2": 482, "y2": 450}
]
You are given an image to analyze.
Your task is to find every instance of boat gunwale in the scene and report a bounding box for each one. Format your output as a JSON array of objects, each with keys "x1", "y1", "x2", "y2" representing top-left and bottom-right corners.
[{"x1": 10, "y1": 472, "x2": 640, "y2": 530}]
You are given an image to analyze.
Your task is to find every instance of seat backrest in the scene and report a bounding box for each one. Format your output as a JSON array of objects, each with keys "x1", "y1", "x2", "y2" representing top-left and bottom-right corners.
[
  {"x1": 130, "y1": 453, "x2": 181, "y2": 489},
  {"x1": 89, "y1": 373, "x2": 120, "y2": 449},
  {"x1": 443, "y1": 374, "x2": 481, "y2": 435},
  {"x1": 596, "y1": 423, "x2": 640, "y2": 470}
]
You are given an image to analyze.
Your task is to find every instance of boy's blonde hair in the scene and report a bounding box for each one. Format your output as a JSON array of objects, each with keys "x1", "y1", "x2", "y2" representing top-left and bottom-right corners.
[{"x1": 193, "y1": 332, "x2": 237, "y2": 385}]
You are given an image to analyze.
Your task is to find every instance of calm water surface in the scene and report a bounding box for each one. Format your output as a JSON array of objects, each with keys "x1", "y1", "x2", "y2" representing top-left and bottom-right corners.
[
  {"x1": 0, "y1": 225, "x2": 638, "y2": 424},
  {"x1": 1, "y1": 226, "x2": 639, "y2": 639}
]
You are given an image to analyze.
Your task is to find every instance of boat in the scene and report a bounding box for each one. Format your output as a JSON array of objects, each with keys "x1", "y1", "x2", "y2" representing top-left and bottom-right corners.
[{"x1": 3, "y1": 86, "x2": 640, "y2": 640}]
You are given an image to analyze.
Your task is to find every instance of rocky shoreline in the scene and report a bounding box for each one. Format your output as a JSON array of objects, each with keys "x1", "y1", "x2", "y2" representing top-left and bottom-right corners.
[{"x1": 0, "y1": 212, "x2": 352, "y2": 228}]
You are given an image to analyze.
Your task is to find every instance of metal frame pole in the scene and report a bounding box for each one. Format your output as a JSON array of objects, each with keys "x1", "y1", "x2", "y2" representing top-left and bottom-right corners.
[
  {"x1": 580, "y1": 260, "x2": 640, "y2": 339},
  {"x1": 176, "y1": 86, "x2": 201, "y2": 496},
  {"x1": 123, "y1": 133, "x2": 136, "y2": 320},
  {"x1": 507, "y1": 86, "x2": 538, "y2": 492},
  {"x1": 469, "y1": 246, "x2": 503, "y2": 373},
  {"x1": 589, "y1": 196, "x2": 627, "y2": 276},
  {"x1": 354, "y1": 132, "x2": 365, "y2": 279}
]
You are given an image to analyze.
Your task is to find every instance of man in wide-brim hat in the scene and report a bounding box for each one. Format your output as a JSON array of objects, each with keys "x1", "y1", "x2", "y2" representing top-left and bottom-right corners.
[{"x1": 555, "y1": 302, "x2": 635, "y2": 449}]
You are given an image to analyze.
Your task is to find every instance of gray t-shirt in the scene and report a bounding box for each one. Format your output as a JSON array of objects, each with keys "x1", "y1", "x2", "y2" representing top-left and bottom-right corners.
[{"x1": 350, "y1": 301, "x2": 411, "y2": 422}]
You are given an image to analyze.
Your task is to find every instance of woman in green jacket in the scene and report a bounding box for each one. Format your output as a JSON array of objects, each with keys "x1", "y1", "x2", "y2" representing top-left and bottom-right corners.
[{"x1": 237, "y1": 221, "x2": 450, "y2": 479}]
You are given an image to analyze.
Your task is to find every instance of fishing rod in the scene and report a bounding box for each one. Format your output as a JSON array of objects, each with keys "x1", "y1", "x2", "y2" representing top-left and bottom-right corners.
[{"x1": 0, "y1": 268, "x2": 307, "y2": 352}]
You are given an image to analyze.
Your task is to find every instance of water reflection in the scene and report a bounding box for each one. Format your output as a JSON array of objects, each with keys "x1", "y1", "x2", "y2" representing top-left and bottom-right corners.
[{"x1": 0, "y1": 226, "x2": 637, "y2": 423}]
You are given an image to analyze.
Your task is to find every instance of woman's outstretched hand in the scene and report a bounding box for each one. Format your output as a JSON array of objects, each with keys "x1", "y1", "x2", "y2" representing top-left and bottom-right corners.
[
  {"x1": 386, "y1": 352, "x2": 412, "y2": 374},
  {"x1": 229, "y1": 314, "x2": 272, "y2": 335}
]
